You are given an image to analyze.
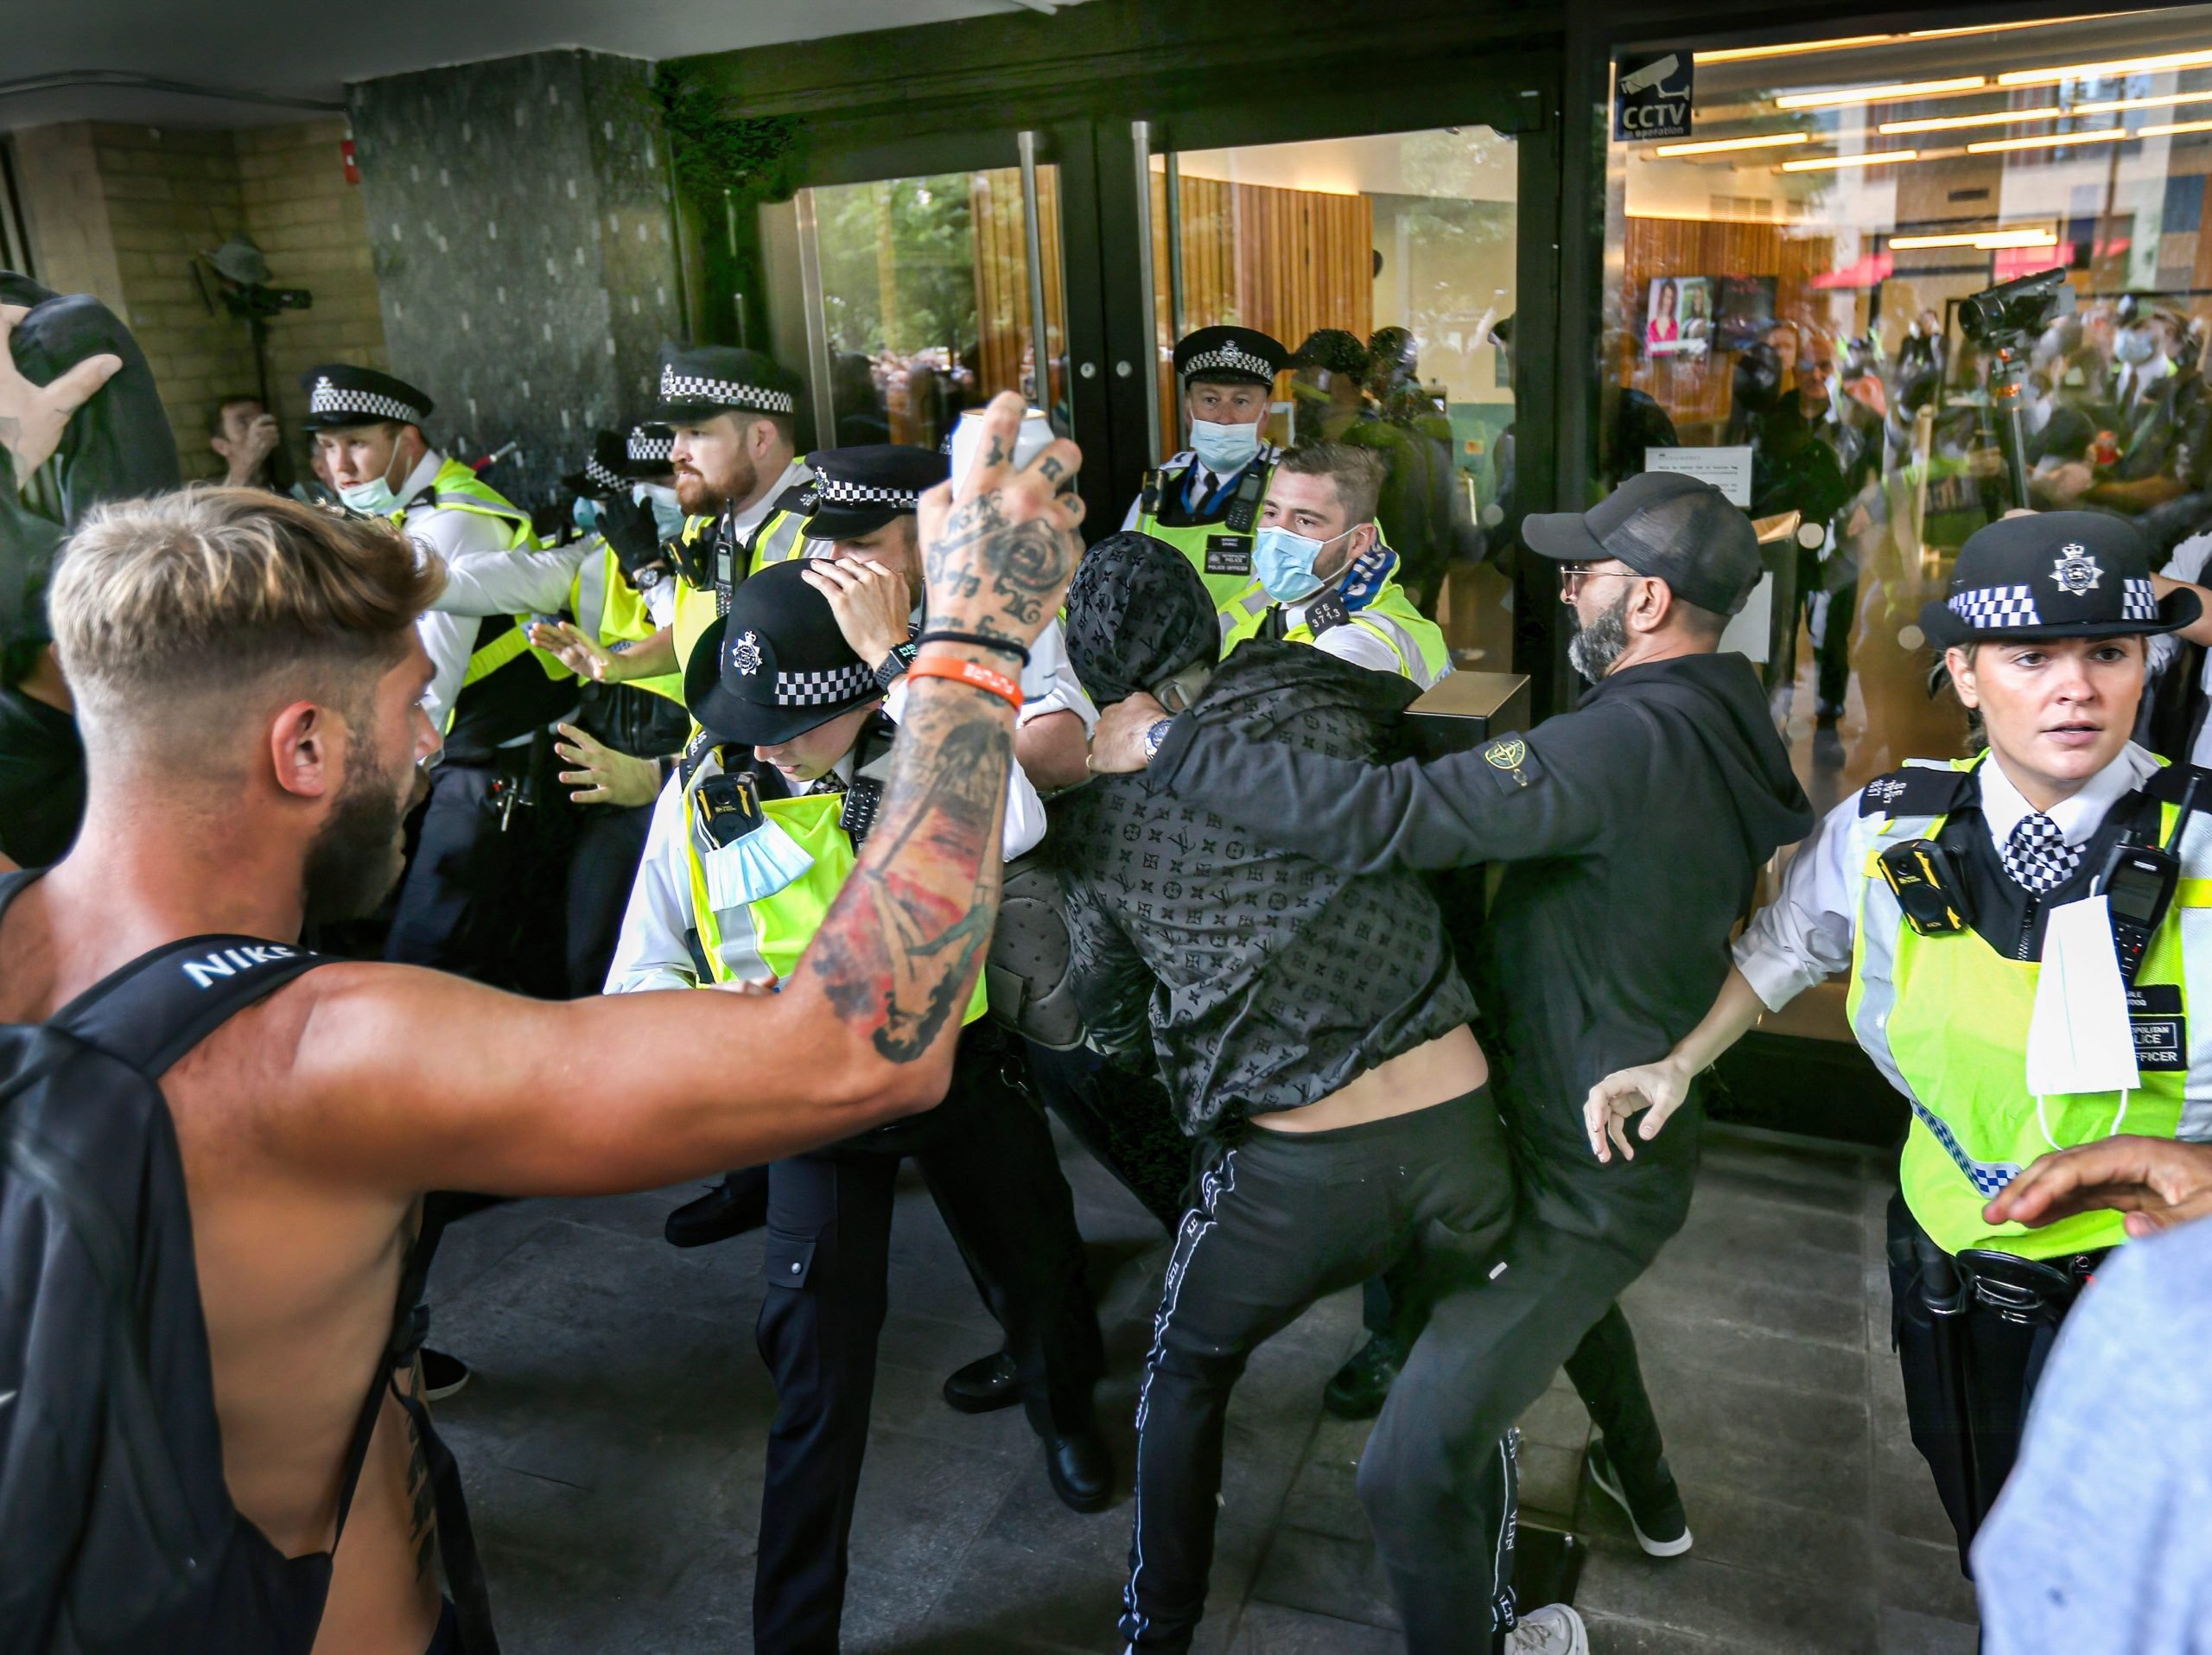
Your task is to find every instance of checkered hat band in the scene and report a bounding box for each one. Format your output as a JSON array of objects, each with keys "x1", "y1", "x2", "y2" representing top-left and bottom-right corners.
[
  {"x1": 628, "y1": 432, "x2": 673, "y2": 462},
  {"x1": 2121, "y1": 576, "x2": 2159, "y2": 621},
  {"x1": 583, "y1": 457, "x2": 624, "y2": 492},
  {"x1": 1182, "y1": 346, "x2": 1274, "y2": 380},
  {"x1": 772, "y1": 663, "x2": 875, "y2": 707},
  {"x1": 1948, "y1": 584, "x2": 2042, "y2": 629},
  {"x1": 309, "y1": 382, "x2": 423, "y2": 423},
  {"x1": 1907, "y1": 1097, "x2": 2021, "y2": 1200},
  {"x1": 817, "y1": 476, "x2": 921, "y2": 509},
  {"x1": 659, "y1": 366, "x2": 795, "y2": 415}
]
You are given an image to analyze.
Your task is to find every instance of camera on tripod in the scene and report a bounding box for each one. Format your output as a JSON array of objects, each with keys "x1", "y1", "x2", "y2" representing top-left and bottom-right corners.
[{"x1": 1958, "y1": 266, "x2": 2074, "y2": 352}]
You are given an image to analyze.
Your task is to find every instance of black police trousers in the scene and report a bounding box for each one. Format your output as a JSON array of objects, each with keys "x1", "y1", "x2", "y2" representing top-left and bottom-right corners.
[
  {"x1": 753, "y1": 1027, "x2": 1102, "y2": 1655},
  {"x1": 1120, "y1": 1090, "x2": 1516, "y2": 1652},
  {"x1": 564, "y1": 799, "x2": 653, "y2": 995},
  {"x1": 385, "y1": 759, "x2": 570, "y2": 991},
  {"x1": 1885, "y1": 1190, "x2": 2093, "y2": 1570}
]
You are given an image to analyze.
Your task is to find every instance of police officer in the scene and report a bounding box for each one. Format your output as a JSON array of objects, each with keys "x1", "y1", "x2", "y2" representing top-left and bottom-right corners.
[
  {"x1": 654, "y1": 343, "x2": 814, "y2": 680},
  {"x1": 1124, "y1": 325, "x2": 1289, "y2": 608},
  {"x1": 1210, "y1": 441, "x2": 1452, "y2": 691},
  {"x1": 536, "y1": 426, "x2": 693, "y2": 993},
  {"x1": 1590, "y1": 509, "x2": 2212, "y2": 1564},
  {"x1": 606, "y1": 563, "x2": 1109, "y2": 1652},
  {"x1": 302, "y1": 364, "x2": 577, "y2": 983}
]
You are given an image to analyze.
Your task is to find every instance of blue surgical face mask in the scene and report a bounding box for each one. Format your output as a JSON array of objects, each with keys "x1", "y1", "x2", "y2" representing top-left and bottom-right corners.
[
  {"x1": 1189, "y1": 416, "x2": 1262, "y2": 477},
  {"x1": 572, "y1": 496, "x2": 601, "y2": 534},
  {"x1": 636, "y1": 481, "x2": 684, "y2": 542},
  {"x1": 2116, "y1": 327, "x2": 2157, "y2": 366},
  {"x1": 1254, "y1": 523, "x2": 1356, "y2": 603},
  {"x1": 337, "y1": 444, "x2": 405, "y2": 516}
]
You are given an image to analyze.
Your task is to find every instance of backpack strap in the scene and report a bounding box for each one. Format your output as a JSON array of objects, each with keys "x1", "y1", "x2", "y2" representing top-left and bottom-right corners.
[{"x1": 47, "y1": 934, "x2": 326, "y2": 1078}]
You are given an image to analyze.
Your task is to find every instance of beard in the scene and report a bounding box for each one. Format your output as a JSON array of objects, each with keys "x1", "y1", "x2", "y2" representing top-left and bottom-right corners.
[
  {"x1": 302, "y1": 747, "x2": 419, "y2": 925},
  {"x1": 1567, "y1": 588, "x2": 1632, "y2": 682},
  {"x1": 675, "y1": 449, "x2": 759, "y2": 519}
]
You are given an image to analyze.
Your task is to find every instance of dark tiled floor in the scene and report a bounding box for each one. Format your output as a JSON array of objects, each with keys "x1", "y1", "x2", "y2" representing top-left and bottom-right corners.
[{"x1": 425, "y1": 1123, "x2": 1978, "y2": 1652}]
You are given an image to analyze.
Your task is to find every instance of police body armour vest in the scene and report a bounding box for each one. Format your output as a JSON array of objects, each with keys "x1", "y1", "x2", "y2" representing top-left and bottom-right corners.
[
  {"x1": 1217, "y1": 544, "x2": 1452, "y2": 690},
  {"x1": 1847, "y1": 754, "x2": 2212, "y2": 1259}
]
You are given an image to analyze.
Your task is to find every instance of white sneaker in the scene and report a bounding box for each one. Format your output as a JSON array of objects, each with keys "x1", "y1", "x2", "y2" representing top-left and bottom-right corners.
[{"x1": 1504, "y1": 1603, "x2": 1588, "y2": 1655}]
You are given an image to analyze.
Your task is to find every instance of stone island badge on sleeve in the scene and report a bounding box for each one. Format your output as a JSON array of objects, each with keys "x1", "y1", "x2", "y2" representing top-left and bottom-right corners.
[{"x1": 1483, "y1": 735, "x2": 1534, "y2": 788}]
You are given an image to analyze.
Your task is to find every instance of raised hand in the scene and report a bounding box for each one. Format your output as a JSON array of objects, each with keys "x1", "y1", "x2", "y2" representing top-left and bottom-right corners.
[
  {"x1": 529, "y1": 619, "x2": 622, "y2": 684},
  {"x1": 0, "y1": 304, "x2": 123, "y2": 481},
  {"x1": 803, "y1": 556, "x2": 912, "y2": 666},
  {"x1": 1983, "y1": 1136, "x2": 2212, "y2": 1238},
  {"x1": 914, "y1": 391, "x2": 1084, "y2": 650},
  {"x1": 554, "y1": 722, "x2": 662, "y2": 807}
]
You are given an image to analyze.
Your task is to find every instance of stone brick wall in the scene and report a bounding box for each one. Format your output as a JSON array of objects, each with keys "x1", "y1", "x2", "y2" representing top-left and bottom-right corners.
[
  {"x1": 11, "y1": 118, "x2": 388, "y2": 481},
  {"x1": 350, "y1": 50, "x2": 684, "y2": 510}
]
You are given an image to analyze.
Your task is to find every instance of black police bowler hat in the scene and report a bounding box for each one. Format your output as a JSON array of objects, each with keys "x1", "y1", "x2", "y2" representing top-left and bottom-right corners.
[
  {"x1": 561, "y1": 430, "x2": 629, "y2": 500},
  {"x1": 1174, "y1": 326, "x2": 1287, "y2": 388},
  {"x1": 685, "y1": 560, "x2": 880, "y2": 748},
  {"x1": 301, "y1": 364, "x2": 433, "y2": 431},
  {"x1": 654, "y1": 342, "x2": 803, "y2": 425},
  {"x1": 1522, "y1": 469, "x2": 1763, "y2": 618},
  {"x1": 801, "y1": 444, "x2": 950, "y2": 542},
  {"x1": 624, "y1": 423, "x2": 675, "y2": 480},
  {"x1": 1919, "y1": 510, "x2": 2200, "y2": 648}
]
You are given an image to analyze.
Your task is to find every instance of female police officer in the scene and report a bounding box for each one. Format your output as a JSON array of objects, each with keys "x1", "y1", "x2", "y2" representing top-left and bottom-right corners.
[{"x1": 1586, "y1": 508, "x2": 2212, "y2": 1568}]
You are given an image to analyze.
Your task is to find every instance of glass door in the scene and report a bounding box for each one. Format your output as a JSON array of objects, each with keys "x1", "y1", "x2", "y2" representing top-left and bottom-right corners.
[{"x1": 1135, "y1": 117, "x2": 1541, "y2": 678}]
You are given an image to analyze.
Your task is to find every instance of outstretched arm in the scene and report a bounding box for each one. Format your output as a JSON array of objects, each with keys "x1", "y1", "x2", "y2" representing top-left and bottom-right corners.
[
  {"x1": 1983, "y1": 1136, "x2": 2212, "y2": 1238},
  {"x1": 1583, "y1": 966, "x2": 1767, "y2": 1163},
  {"x1": 286, "y1": 393, "x2": 1088, "y2": 1196}
]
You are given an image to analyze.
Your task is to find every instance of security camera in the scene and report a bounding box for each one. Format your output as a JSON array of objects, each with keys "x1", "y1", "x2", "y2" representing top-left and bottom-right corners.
[{"x1": 1619, "y1": 54, "x2": 1681, "y2": 97}]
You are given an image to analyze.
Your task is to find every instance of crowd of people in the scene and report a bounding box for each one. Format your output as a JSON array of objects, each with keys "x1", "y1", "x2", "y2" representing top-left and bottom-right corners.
[{"x1": 7, "y1": 270, "x2": 2212, "y2": 1655}]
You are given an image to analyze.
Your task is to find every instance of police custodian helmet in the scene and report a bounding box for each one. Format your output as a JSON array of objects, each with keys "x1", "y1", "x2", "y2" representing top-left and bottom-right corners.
[
  {"x1": 1919, "y1": 511, "x2": 2202, "y2": 647},
  {"x1": 685, "y1": 561, "x2": 880, "y2": 748}
]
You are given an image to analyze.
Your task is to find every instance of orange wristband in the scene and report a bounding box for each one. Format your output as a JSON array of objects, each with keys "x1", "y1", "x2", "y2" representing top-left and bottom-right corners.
[{"x1": 906, "y1": 652, "x2": 1024, "y2": 712}]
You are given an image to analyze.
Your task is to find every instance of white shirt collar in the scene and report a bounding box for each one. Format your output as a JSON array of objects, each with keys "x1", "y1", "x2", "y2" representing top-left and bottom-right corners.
[
  {"x1": 729, "y1": 458, "x2": 811, "y2": 537},
  {"x1": 395, "y1": 449, "x2": 445, "y2": 512},
  {"x1": 1978, "y1": 741, "x2": 2160, "y2": 853}
]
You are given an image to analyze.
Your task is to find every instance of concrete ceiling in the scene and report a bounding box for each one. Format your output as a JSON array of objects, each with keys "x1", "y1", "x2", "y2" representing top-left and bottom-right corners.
[{"x1": 0, "y1": 0, "x2": 1083, "y2": 132}]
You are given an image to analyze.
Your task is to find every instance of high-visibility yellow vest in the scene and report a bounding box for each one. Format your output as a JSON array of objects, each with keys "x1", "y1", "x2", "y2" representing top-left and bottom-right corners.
[
  {"x1": 671, "y1": 505, "x2": 815, "y2": 680},
  {"x1": 1217, "y1": 544, "x2": 1452, "y2": 689},
  {"x1": 570, "y1": 538, "x2": 682, "y2": 704},
  {"x1": 1847, "y1": 753, "x2": 2212, "y2": 1258},
  {"x1": 397, "y1": 458, "x2": 572, "y2": 712},
  {"x1": 681, "y1": 760, "x2": 987, "y2": 1022},
  {"x1": 1129, "y1": 449, "x2": 1278, "y2": 611}
]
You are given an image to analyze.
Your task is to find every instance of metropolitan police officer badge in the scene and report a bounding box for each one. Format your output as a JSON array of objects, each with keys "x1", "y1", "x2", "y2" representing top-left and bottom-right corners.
[
  {"x1": 731, "y1": 629, "x2": 764, "y2": 676},
  {"x1": 2050, "y1": 545, "x2": 2103, "y2": 596}
]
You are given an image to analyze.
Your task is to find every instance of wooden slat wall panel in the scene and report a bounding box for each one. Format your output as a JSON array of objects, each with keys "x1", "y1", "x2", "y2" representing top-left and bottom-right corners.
[
  {"x1": 1617, "y1": 219, "x2": 1835, "y2": 437},
  {"x1": 970, "y1": 166, "x2": 1068, "y2": 411}
]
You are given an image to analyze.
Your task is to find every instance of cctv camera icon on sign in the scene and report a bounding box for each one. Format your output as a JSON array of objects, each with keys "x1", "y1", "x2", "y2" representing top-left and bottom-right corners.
[{"x1": 1618, "y1": 54, "x2": 1686, "y2": 99}]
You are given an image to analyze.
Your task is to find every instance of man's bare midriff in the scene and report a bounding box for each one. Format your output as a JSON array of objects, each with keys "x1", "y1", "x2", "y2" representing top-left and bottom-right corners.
[
  {"x1": 1252, "y1": 1023, "x2": 1489, "y2": 1134},
  {"x1": 0, "y1": 947, "x2": 440, "y2": 1655}
]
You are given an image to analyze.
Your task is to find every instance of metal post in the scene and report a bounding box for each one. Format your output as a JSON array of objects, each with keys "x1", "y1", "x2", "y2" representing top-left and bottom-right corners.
[
  {"x1": 1131, "y1": 119, "x2": 1160, "y2": 461},
  {"x1": 1164, "y1": 150, "x2": 1185, "y2": 342},
  {"x1": 1017, "y1": 130, "x2": 1056, "y2": 429},
  {"x1": 793, "y1": 188, "x2": 836, "y2": 451}
]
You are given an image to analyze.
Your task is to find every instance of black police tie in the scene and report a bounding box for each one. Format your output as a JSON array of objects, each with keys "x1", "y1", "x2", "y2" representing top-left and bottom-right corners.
[{"x1": 2003, "y1": 812, "x2": 2080, "y2": 895}]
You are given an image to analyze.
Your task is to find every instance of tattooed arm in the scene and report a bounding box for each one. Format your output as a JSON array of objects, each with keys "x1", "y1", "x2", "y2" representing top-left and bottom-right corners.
[{"x1": 271, "y1": 393, "x2": 1089, "y2": 1196}]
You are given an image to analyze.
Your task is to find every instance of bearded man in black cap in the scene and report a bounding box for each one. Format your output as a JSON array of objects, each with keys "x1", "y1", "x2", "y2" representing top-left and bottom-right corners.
[
  {"x1": 1592, "y1": 509, "x2": 2212, "y2": 1572},
  {"x1": 607, "y1": 560, "x2": 1110, "y2": 1651},
  {"x1": 1094, "y1": 469, "x2": 1815, "y2": 1652}
]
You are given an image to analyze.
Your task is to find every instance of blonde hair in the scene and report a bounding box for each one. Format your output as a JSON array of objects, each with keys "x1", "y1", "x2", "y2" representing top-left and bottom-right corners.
[{"x1": 50, "y1": 487, "x2": 443, "y2": 736}]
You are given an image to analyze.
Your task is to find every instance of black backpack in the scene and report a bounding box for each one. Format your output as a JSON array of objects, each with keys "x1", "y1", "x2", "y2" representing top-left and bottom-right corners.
[{"x1": 0, "y1": 871, "x2": 498, "y2": 1652}]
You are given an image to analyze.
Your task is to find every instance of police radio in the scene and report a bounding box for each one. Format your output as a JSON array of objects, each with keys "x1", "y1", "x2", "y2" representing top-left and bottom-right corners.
[
  {"x1": 1223, "y1": 466, "x2": 1268, "y2": 534},
  {"x1": 2094, "y1": 771, "x2": 2200, "y2": 984}
]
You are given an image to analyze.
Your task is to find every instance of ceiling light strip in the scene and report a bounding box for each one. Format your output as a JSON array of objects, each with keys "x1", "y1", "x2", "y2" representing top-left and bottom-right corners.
[
  {"x1": 1999, "y1": 48, "x2": 2212, "y2": 87},
  {"x1": 1966, "y1": 127, "x2": 2134, "y2": 152},
  {"x1": 1695, "y1": 16, "x2": 2139, "y2": 65},
  {"x1": 1879, "y1": 106, "x2": 2063, "y2": 135},
  {"x1": 1778, "y1": 150, "x2": 1923, "y2": 170},
  {"x1": 1776, "y1": 76, "x2": 1986, "y2": 110},
  {"x1": 1891, "y1": 229, "x2": 2057, "y2": 249},
  {"x1": 1652, "y1": 132, "x2": 1812, "y2": 157}
]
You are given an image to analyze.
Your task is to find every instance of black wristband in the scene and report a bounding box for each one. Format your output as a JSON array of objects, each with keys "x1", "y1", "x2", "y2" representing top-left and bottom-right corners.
[{"x1": 916, "y1": 629, "x2": 1030, "y2": 666}]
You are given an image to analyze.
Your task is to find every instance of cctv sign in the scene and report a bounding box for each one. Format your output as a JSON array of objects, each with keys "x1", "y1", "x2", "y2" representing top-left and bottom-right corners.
[{"x1": 1614, "y1": 50, "x2": 1694, "y2": 142}]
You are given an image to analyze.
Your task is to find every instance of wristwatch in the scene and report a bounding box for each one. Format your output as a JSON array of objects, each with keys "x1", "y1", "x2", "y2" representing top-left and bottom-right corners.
[
  {"x1": 873, "y1": 639, "x2": 919, "y2": 691},
  {"x1": 1142, "y1": 718, "x2": 1174, "y2": 762}
]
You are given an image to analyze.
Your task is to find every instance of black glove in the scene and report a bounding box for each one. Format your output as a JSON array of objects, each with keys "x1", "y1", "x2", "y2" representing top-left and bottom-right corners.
[{"x1": 597, "y1": 491, "x2": 664, "y2": 585}]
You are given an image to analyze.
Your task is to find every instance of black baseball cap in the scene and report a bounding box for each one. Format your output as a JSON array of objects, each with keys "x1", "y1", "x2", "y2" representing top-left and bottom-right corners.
[
  {"x1": 1522, "y1": 470, "x2": 1763, "y2": 617},
  {"x1": 1920, "y1": 510, "x2": 2199, "y2": 647},
  {"x1": 684, "y1": 560, "x2": 880, "y2": 748}
]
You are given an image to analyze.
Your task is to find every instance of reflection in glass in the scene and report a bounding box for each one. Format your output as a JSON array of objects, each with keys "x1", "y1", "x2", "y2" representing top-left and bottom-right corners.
[{"x1": 804, "y1": 168, "x2": 1065, "y2": 452}]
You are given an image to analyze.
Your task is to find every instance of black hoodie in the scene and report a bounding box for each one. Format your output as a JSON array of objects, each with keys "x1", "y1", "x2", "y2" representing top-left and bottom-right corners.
[{"x1": 1148, "y1": 650, "x2": 1813, "y2": 1251}]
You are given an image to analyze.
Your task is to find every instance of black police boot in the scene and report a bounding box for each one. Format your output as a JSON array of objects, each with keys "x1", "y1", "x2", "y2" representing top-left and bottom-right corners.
[
  {"x1": 1045, "y1": 1426, "x2": 1114, "y2": 1514},
  {"x1": 1322, "y1": 1332, "x2": 1409, "y2": 1421},
  {"x1": 663, "y1": 1170, "x2": 769, "y2": 1249},
  {"x1": 942, "y1": 1349, "x2": 1020, "y2": 1414},
  {"x1": 1586, "y1": 1435, "x2": 1693, "y2": 1557}
]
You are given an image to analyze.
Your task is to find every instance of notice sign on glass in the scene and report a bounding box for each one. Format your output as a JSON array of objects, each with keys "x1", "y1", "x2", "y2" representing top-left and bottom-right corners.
[
  {"x1": 1614, "y1": 51, "x2": 1694, "y2": 143},
  {"x1": 1646, "y1": 445, "x2": 1751, "y2": 507}
]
